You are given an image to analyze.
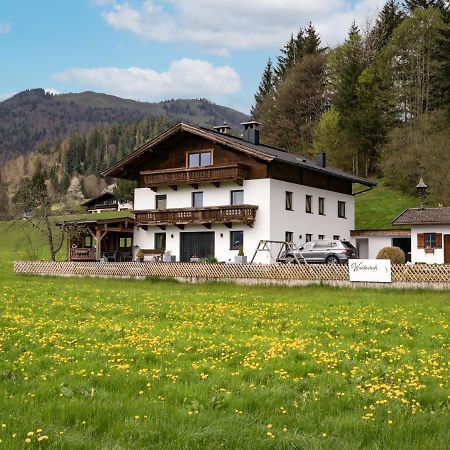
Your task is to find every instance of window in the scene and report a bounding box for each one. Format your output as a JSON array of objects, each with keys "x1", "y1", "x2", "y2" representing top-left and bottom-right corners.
[
  {"x1": 314, "y1": 241, "x2": 331, "y2": 248},
  {"x1": 231, "y1": 190, "x2": 244, "y2": 206},
  {"x1": 285, "y1": 231, "x2": 293, "y2": 243},
  {"x1": 230, "y1": 231, "x2": 244, "y2": 250},
  {"x1": 424, "y1": 233, "x2": 436, "y2": 249},
  {"x1": 188, "y1": 151, "x2": 212, "y2": 168},
  {"x1": 305, "y1": 233, "x2": 312, "y2": 242},
  {"x1": 119, "y1": 236, "x2": 132, "y2": 248},
  {"x1": 333, "y1": 235, "x2": 340, "y2": 240},
  {"x1": 155, "y1": 194, "x2": 167, "y2": 210},
  {"x1": 84, "y1": 236, "x2": 93, "y2": 248},
  {"x1": 306, "y1": 195, "x2": 312, "y2": 213},
  {"x1": 192, "y1": 191, "x2": 203, "y2": 208},
  {"x1": 338, "y1": 201, "x2": 346, "y2": 218},
  {"x1": 318, "y1": 234, "x2": 325, "y2": 240},
  {"x1": 285, "y1": 191, "x2": 293, "y2": 210},
  {"x1": 318, "y1": 197, "x2": 325, "y2": 215},
  {"x1": 154, "y1": 233, "x2": 166, "y2": 250}
]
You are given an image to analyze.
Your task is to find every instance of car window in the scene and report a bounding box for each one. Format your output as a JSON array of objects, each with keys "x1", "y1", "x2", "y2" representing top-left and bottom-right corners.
[
  {"x1": 342, "y1": 241, "x2": 356, "y2": 249},
  {"x1": 313, "y1": 241, "x2": 330, "y2": 249}
]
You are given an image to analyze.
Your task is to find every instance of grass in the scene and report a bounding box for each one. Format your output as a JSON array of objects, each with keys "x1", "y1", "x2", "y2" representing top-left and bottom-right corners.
[
  {"x1": 0, "y1": 218, "x2": 449, "y2": 449},
  {"x1": 355, "y1": 181, "x2": 417, "y2": 230}
]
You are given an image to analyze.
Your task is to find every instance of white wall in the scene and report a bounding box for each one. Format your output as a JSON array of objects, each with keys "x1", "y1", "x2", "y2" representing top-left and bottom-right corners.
[
  {"x1": 269, "y1": 179, "x2": 354, "y2": 245},
  {"x1": 133, "y1": 178, "x2": 356, "y2": 263},
  {"x1": 354, "y1": 236, "x2": 392, "y2": 259},
  {"x1": 411, "y1": 225, "x2": 449, "y2": 264}
]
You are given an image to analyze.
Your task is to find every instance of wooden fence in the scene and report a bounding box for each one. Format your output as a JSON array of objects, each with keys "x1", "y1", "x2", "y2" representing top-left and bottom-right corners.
[{"x1": 13, "y1": 261, "x2": 450, "y2": 288}]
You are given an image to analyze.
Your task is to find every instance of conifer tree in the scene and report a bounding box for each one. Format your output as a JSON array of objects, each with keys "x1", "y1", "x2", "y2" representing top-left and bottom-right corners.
[
  {"x1": 251, "y1": 58, "x2": 275, "y2": 117},
  {"x1": 371, "y1": 0, "x2": 405, "y2": 50}
]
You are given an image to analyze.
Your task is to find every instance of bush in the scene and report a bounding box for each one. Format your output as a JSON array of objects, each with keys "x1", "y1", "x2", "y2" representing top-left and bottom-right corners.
[{"x1": 376, "y1": 246, "x2": 405, "y2": 264}]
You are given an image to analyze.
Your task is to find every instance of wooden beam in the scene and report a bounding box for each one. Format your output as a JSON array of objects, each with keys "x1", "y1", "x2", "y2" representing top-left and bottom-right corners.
[
  {"x1": 158, "y1": 225, "x2": 166, "y2": 230},
  {"x1": 211, "y1": 182, "x2": 220, "y2": 188},
  {"x1": 225, "y1": 222, "x2": 232, "y2": 229},
  {"x1": 150, "y1": 186, "x2": 158, "y2": 192},
  {"x1": 169, "y1": 185, "x2": 178, "y2": 191},
  {"x1": 95, "y1": 228, "x2": 102, "y2": 260},
  {"x1": 203, "y1": 223, "x2": 212, "y2": 229},
  {"x1": 176, "y1": 224, "x2": 185, "y2": 230},
  {"x1": 236, "y1": 179, "x2": 243, "y2": 186},
  {"x1": 190, "y1": 183, "x2": 199, "y2": 190}
]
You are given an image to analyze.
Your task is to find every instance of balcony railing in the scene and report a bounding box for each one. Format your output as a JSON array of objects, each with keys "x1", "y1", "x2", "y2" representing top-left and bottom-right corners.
[
  {"x1": 141, "y1": 164, "x2": 248, "y2": 189},
  {"x1": 135, "y1": 204, "x2": 258, "y2": 227}
]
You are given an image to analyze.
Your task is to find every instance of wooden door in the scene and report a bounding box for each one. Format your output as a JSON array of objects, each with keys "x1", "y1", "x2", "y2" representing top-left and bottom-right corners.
[
  {"x1": 444, "y1": 234, "x2": 450, "y2": 264},
  {"x1": 180, "y1": 232, "x2": 215, "y2": 262}
]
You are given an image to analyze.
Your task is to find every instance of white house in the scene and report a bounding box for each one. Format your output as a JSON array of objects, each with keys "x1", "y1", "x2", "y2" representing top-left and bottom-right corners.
[
  {"x1": 102, "y1": 122, "x2": 374, "y2": 263},
  {"x1": 351, "y1": 229, "x2": 411, "y2": 261},
  {"x1": 392, "y1": 208, "x2": 450, "y2": 264}
]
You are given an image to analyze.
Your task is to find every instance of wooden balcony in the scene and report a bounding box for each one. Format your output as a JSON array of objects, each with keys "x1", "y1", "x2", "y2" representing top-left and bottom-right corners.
[
  {"x1": 135, "y1": 204, "x2": 258, "y2": 228},
  {"x1": 140, "y1": 164, "x2": 249, "y2": 191}
]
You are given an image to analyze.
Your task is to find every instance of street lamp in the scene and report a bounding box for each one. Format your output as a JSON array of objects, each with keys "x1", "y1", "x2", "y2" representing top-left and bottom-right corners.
[{"x1": 416, "y1": 177, "x2": 427, "y2": 210}]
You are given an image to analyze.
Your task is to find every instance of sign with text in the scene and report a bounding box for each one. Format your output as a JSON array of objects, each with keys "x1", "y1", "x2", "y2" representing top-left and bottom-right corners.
[{"x1": 349, "y1": 259, "x2": 392, "y2": 283}]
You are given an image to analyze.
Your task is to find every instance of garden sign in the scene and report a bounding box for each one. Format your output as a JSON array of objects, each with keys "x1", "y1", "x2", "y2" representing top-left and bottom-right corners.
[{"x1": 349, "y1": 259, "x2": 392, "y2": 283}]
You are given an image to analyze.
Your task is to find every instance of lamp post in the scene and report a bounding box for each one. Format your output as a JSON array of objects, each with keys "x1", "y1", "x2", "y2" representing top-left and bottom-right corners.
[{"x1": 416, "y1": 177, "x2": 427, "y2": 210}]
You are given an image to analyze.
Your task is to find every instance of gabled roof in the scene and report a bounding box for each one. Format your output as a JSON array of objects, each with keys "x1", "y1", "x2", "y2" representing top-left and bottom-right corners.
[
  {"x1": 102, "y1": 122, "x2": 375, "y2": 187},
  {"x1": 392, "y1": 207, "x2": 450, "y2": 225},
  {"x1": 81, "y1": 192, "x2": 116, "y2": 207}
]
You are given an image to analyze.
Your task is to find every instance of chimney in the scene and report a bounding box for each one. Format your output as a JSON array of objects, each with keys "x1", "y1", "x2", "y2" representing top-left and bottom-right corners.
[
  {"x1": 241, "y1": 121, "x2": 260, "y2": 145},
  {"x1": 315, "y1": 152, "x2": 326, "y2": 168},
  {"x1": 213, "y1": 122, "x2": 232, "y2": 134}
]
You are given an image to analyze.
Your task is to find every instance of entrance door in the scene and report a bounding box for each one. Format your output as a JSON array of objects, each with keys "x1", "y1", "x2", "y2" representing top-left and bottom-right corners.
[
  {"x1": 180, "y1": 232, "x2": 215, "y2": 262},
  {"x1": 444, "y1": 234, "x2": 450, "y2": 264}
]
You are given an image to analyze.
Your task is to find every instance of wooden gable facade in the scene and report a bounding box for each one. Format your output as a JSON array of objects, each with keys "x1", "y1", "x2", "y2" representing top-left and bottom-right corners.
[{"x1": 103, "y1": 123, "x2": 360, "y2": 195}]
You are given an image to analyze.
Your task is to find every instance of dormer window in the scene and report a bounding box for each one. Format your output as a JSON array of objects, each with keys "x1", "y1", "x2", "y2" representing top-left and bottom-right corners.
[{"x1": 187, "y1": 151, "x2": 212, "y2": 168}]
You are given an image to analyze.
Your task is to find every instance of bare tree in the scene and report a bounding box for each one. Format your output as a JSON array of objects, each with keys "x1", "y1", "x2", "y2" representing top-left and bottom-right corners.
[{"x1": 12, "y1": 172, "x2": 67, "y2": 261}]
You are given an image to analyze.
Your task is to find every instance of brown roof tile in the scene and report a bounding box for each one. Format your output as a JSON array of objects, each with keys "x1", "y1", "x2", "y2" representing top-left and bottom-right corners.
[{"x1": 392, "y1": 208, "x2": 450, "y2": 225}]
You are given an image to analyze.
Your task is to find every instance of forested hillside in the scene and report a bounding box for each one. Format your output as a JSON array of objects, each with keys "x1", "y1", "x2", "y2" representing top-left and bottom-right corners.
[
  {"x1": 252, "y1": 0, "x2": 450, "y2": 205},
  {"x1": 0, "y1": 89, "x2": 247, "y2": 161}
]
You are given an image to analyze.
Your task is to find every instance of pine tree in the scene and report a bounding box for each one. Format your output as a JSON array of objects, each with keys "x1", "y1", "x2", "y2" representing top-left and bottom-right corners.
[
  {"x1": 404, "y1": 0, "x2": 449, "y2": 14},
  {"x1": 371, "y1": 1, "x2": 405, "y2": 50},
  {"x1": 251, "y1": 58, "x2": 275, "y2": 118},
  {"x1": 275, "y1": 33, "x2": 298, "y2": 81},
  {"x1": 303, "y1": 22, "x2": 324, "y2": 55}
]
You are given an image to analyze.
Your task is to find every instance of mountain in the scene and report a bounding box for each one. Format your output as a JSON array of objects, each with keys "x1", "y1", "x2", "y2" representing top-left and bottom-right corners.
[{"x1": 0, "y1": 89, "x2": 248, "y2": 161}]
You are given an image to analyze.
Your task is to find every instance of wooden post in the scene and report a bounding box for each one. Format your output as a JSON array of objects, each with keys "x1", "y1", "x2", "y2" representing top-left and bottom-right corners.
[{"x1": 96, "y1": 228, "x2": 102, "y2": 261}]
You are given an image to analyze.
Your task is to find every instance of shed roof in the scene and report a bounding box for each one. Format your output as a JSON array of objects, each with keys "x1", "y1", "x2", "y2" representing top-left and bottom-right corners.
[{"x1": 392, "y1": 208, "x2": 450, "y2": 225}]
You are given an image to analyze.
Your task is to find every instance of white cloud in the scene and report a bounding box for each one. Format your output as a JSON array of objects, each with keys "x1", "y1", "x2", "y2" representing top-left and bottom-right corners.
[
  {"x1": 52, "y1": 58, "x2": 241, "y2": 101},
  {"x1": 0, "y1": 21, "x2": 12, "y2": 34},
  {"x1": 98, "y1": 0, "x2": 385, "y2": 52}
]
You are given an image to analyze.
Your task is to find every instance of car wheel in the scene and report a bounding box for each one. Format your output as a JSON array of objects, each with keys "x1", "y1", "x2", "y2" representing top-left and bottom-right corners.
[{"x1": 326, "y1": 255, "x2": 340, "y2": 265}]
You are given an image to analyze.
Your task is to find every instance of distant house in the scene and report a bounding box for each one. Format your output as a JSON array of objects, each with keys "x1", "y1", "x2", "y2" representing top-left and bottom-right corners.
[
  {"x1": 81, "y1": 192, "x2": 132, "y2": 214},
  {"x1": 392, "y1": 208, "x2": 450, "y2": 264}
]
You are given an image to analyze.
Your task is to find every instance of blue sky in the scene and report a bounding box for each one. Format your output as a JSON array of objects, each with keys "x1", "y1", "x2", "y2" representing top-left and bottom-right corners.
[{"x1": 0, "y1": 0, "x2": 384, "y2": 113}]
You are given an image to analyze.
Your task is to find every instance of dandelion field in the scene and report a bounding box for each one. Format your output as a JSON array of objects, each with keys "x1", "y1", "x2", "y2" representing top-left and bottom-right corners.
[{"x1": 0, "y1": 221, "x2": 449, "y2": 449}]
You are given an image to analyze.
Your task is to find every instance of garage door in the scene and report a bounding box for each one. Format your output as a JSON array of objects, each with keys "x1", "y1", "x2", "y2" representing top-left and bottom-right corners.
[{"x1": 180, "y1": 232, "x2": 215, "y2": 262}]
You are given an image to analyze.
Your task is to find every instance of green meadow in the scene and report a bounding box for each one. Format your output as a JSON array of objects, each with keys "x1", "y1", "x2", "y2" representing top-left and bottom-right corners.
[{"x1": 0, "y1": 219, "x2": 449, "y2": 449}]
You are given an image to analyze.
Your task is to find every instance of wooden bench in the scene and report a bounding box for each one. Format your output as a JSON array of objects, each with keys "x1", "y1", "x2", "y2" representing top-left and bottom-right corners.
[{"x1": 141, "y1": 249, "x2": 165, "y2": 262}]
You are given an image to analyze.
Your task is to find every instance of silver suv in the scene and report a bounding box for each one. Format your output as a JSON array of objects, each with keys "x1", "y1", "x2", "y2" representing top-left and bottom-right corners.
[{"x1": 279, "y1": 240, "x2": 357, "y2": 265}]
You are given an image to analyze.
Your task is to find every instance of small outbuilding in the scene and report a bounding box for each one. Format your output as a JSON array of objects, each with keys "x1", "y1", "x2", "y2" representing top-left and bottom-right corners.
[
  {"x1": 392, "y1": 208, "x2": 450, "y2": 264},
  {"x1": 63, "y1": 217, "x2": 135, "y2": 261}
]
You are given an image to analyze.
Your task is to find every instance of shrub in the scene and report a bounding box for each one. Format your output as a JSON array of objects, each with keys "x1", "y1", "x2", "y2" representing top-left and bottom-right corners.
[{"x1": 376, "y1": 246, "x2": 405, "y2": 264}]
